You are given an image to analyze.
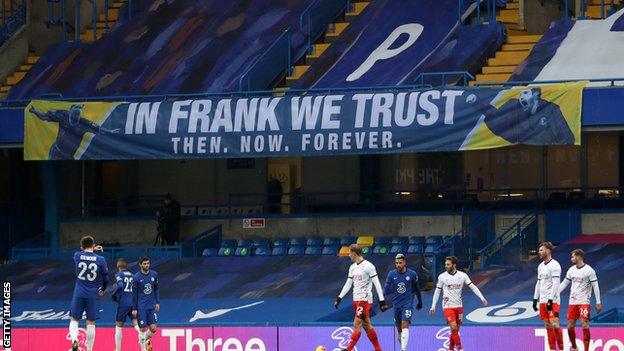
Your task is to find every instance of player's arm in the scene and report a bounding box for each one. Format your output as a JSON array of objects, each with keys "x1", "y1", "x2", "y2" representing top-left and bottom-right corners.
[
  {"x1": 335, "y1": 276, "x2": 353, "y2": 309},
  {"x1": 28, "y1": 106, "x2": 54, "y2": 121},
  {"x1": 547, "y1": 265, "x2": 561, "y2": 311},
  {"x1": 533, "y1": 272, "x2": 541, "y2": 311},
  {"x1": 590, "y1": 269, "x2": 602, "y2": 312},
  {"x1": 100, "y1": 258, "x2": 109, "y2": 292},
  {"x1": 430, "y1": 278, "x2": 442, "y2": 314},
  {"x1": 559, "y1": 269, "x2": 571, "y2": 293},
  {"x1": 466, "y1": 274, "x2": 487, "y2": 305},
  {"x1": 369, "y1": 265, "x2": 388, "y2": 310},
  {"x1": 112, "y1": 274, "x2": 123, "y2": 302},
  {"x1": 132, "y1": 276, "x2": 139, "y2": 310}
]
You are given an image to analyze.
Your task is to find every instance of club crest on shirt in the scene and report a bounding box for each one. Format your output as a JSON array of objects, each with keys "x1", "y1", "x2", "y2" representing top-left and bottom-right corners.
[
  {"x1": 397, "y1": 282, "x2": 407, "y2": 294},
  {"x1": 144, "y1": 283, "x2": 152, "y2": 294}
]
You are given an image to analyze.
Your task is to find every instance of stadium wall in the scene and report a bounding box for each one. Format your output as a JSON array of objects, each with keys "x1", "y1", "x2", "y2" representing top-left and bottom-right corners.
[
  {"x1": 59, "y1": 214, "x2": 463, "y2": 246},
  {"x1": 582, "y1": 213, "x2": 624, "y2": 234},
  {"x1": 0, "y1": 27, "x2": 28, "y2": 86}
]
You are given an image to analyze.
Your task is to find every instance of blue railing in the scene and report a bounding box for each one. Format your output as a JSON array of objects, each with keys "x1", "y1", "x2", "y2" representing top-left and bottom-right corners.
[
  {"x1": 0, "y1": 0, "x2": 26, "y2": 46},
  {"x1": 415, "y1": 71, "x2": 475, "y2": 88},
  {"x1": 460, "y1": 0, "x2": 498, "y2": 24},
  {"x1": 300, "y1": 0, "x2": 350, "y2": 52},
  {"x1": 473, "y1": 77, "x2": 624, "y2": 87},
  {"x1": 478, "y1": 205, "x2": 540, "y2": 268},
  {"x1": 239, "y1": 29, "x2": 292, "y2": 91}
]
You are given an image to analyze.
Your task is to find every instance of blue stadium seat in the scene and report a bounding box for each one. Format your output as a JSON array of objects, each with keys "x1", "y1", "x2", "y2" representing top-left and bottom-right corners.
[
  {"x1": 235, "y1": 247, "x2": 250, "y2": 256},
  {"x1": 424, "y1": 245, "x2": 437, "y2": 254},
  {"x1": 407, "y1": 244, "x2": 424, "y2": 254},
  {"x1": 305, "y1": 246, "x2": 322, "y2": 255},
  {"x1": 253, "y1": 246, "x2": 271, "y2": 256},
  {"x1": 390, "y1": 245, "x2": 407, "y2": 254},
  {"x1": 221, "y1": 239, "x2": 237, "y2": 248},
  {"x1": 322, "y1": 246, "x2": 339, "y2": 255},
  {"x1": 306, "y1": 237, "x2": 323, "y2": 246},
  {"x1": 289, "y1": 237, "x2": 306, "y2": 246},
  {"x1": 340, "y1": 237, "x2": 357, "y2": 246},
  {"x1": 201, "y1": 248, "x2": 218, "y2": 257},
  {"x1": 288, "y1": 246, "x2": 305, "y2": 255},
  {"x1": 409, "y1": 236, "x2": 426, "y2": 245},
  {"x1": 373, "y1": 246, "x2": 389, "y2": 254},
  {"x1": 271, "y1": 247, "x2": 287, "y2": 256},
  {"x1": 375, "y1": 237, "x2": 392, "y2": 245},
  {"x1": 218, "y1": 247, "x2": 234, "y2": 256},
  {"x1": 273, "y1": 238, "x2": 289, "y2": 247},
  {"x1": 391, "y1": 237, "x2": 409, "y2": 246},
  {"x1": 252, "y1": 238, "x2": 269, "y2": 248},
  {"x1": 322, "y1": 237, "x2": 340, "y2": 246},
  {"x1": 426, "y1": 235, "x2": 443, "y2": 246},
  {"x1": 237, "y1": 239, "x2": 251, "y2": 247}
]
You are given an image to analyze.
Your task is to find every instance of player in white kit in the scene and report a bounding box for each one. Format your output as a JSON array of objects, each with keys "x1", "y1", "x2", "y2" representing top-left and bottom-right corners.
[
  {"x1": 533, "y1": 242, "x2": 564, "y2": 351},
  {"x1": 429, "y1": 256, "x2": 488, "y2": 351},
  {"x1": 559, "y1": 249, "x2": 602, "y2": 351},
  {"x1": 334, "y1": 244, "x2": 388, "y2": 351}
]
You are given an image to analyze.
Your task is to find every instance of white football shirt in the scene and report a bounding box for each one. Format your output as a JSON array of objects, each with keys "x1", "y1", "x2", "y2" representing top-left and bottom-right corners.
[
  {"x1": 564, "y1": 264, "x2": 598, "y2": 305},
  {"x1": 348, "y1": 260, "x2": 379, "y2": 303},
  {"x1": 436, "y1": 271, "x2": 472, "y2": 308},
  {"x1": 537, "y1": 259, "x2": 562, "y2": 303}
]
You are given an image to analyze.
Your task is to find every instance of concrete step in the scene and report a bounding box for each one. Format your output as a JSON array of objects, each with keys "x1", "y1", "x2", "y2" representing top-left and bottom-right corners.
[
  {"x1": 482, "y1": 65, "x2": 516, "y2": 74},
  {"x1": 506, "y1": 34, "x2": 542, "y2": 44},
  {"x1": 26, "y1": 55, "x2": 39, "y2": 65},
  {"x1": 506, "y1": 2, "x2": 519, "y2": 9},
  {"x1": 497, "y1": 13, "x2": 520, "y2": 24},
  {"x1": 6, "y1": 71, "x2": 27, "y2": 85},
  {"x1": 495, "y1": 50, "x2": 530, "y2": 60},
  {"x1": 499, "y1": 9, "x2": 519, "y2": 17},
  {"x1": 504, "y1": 22, "x2": 525, "y2": 31},
  {"x1": 306, "y1": 43, "x2": 330, "y2": 62},
  {"x1": 99, "y1": 9, "x2": 119, "y2": 22},
  {"x1": 501, "y1": 43, "x2": 535, "y2": 51},
  {"x1": 475, "y1": 73, "x2": 512, "y2": 83},
  {"x1": 507, "y1": 29, "x2": 529, "y2": 36},
  {"x1": 488, "y1": 56, "x2": 526, "y2": 66},
  {"x1": 346, "y1": 2, "x2": 369, "y2": 21},
  {"x1": 325, "y1": 22, "x2": 349, "y2": 42},
  {"x1": 285, "y1": 65, "x2": 310, "y2": 86}
]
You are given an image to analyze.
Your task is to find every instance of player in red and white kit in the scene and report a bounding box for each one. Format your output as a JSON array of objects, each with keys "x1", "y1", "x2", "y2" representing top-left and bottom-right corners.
[
  {"x1": 429, "y1": 256, "x2": 488, "y2": 351},
  {"x1": 559, "y1": 249, "x2": 602, "y2": 351},
  {"x1": 533, "y1": 242, "x2": 564, "y2": 351},
  {"x1": 334, "y1": 244, "x2": 388, "y2": 351}
]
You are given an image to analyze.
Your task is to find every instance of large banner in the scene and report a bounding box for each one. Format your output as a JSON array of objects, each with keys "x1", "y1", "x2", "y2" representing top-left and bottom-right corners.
[
  {"x1": 23, "y1": 82, "x2": 585, "y2": 160},
  {"x1": 3, "y1": 326, "x2": 623, "y2": 350}
]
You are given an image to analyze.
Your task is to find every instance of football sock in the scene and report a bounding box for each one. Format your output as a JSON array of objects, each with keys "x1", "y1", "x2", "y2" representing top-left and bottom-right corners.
[
  {"x1": 366, "y1": 328, "x2": 382, "y2": 351},
  {"x1": 115, "y1": 326, "x2": 123, "y2": 351},
  {"x1": 69, "y1": 320, "x2": 79, "y2": 343},
  {"x1": 86, "y1": 325, "x2": 95, "y2": 351},
  {"x1": 583, "y1": 328, "x2": 591, "y2": 351},
  {"x1": 568, "y1": 327, "x2": 577, "y2": 350},
  {"x1": 400, "y1": 328, "x2": 409, "y2": 351},
  {"x1": 346, "y1": 330, "x2": 361, "y2": 351}
]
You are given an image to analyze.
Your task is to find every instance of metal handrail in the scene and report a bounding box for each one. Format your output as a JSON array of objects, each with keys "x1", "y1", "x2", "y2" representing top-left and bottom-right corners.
[
  {"x1": 239, "y1": 28, "x2": 292, "y2": 91},
  {"x1": 473, "y1": 77, "x2": 624, "y2": 87}
]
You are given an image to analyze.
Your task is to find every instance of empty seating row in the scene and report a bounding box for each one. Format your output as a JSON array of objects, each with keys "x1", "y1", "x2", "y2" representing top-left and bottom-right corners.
[{"x1": 181, "y1": 206, "x2": 263, "y2": 216}]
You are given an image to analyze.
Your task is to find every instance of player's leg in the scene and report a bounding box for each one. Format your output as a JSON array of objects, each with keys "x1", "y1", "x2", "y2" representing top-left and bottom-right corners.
[
  {"x1": 362, "y1": 316, "x2": 382, "y2": 351},
  {"x1": 345, "y1": 314, "x2": 363, "y2": 351},
  {"x1": 540, "y1": 303, "x2": 557, "y2": 351},
  {"x1": 137, "y1": 309, "x2": 148, "y2": 351},
  {"x1": 115, "y1": 321, "x2": 124, "y2": 351},
  {"x1": 394, "y1": 308, "x2": 402, "y2": 344},
  {"x1": 567, "y1": 318, "x2": 578, "y2": 350},
  {"x1": 84, "y1": 299, "x2": 99, "y2": 351},
  {"x1": 581, "y1": 318, "x2": 591, "y2": 351},
  {"x1": 144, "y1": 310, "x2": 158, "y2": 350},
  {"x1": 552, "y1": 315, "x2": 564, "y2": 350},
  {"x1": 69, "y1": 297, "x2": 85, "y2": 350},
  {"x1": 399, "y1": 320, "x2": 410, "y2": 351},
  {"x1": 449, "y1": 308, "x2": 463, "y2": 351}
]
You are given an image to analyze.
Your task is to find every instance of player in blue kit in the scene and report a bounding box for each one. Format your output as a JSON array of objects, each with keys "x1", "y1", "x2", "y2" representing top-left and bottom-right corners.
[
  {"x1": 132, "y1": 256, "x2": 160, "y2": 351},
  {"x1": 69, "y1": 235, "x2": 109, "y2": 351},
  {"x1": 112, "y1": 258, "x2": 141, "y2": 351},
  {"x1": 383, "y1": 253, "x2": 423, "y2": 351}
]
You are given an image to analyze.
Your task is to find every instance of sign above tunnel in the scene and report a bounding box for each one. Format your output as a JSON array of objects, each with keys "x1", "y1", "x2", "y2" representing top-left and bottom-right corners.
[{"x1": 22, "y1": 82, "x2": 584, "y2": 160}]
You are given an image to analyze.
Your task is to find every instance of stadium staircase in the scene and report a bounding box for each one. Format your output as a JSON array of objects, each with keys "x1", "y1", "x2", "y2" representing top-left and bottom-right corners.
[
  {"x1": 275, "y1": 0, "x2": 371, "y2": 92},
  {"x1": 0, "y1": 0, "x2": 126, "y2": 99},
  {"x1": 586, "y1": 0, "x2": 621, "y2": 18},
  {"x1": 472, "y1": 0, "x2": 541, "y2": 84}
]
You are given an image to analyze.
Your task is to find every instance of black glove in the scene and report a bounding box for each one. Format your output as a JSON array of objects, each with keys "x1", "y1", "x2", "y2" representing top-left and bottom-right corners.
[
  {"x1": 416, "y1": 301, "x2": 423, "y2": 311},
  {"x1": 547, "y1": 299, "x2": 553, "y2": 311},
  {"x1": 379, "y1": 300, "x2": 389, "y2": 312},
  {"x1": 334, "y1": 297, "x2": 342, "y2": 309},
  {"x1": 532, "y1": 299, "x2": 538, "y2": 312}
]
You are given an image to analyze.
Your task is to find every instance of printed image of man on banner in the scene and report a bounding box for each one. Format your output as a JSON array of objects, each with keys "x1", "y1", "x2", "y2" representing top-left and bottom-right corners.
[
  {"x1": 25, "y1": 102, "x2": 119, "y2": 160},
  {"x1": 461, "y1": 81, "x2": 585, "y2": 150}
]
